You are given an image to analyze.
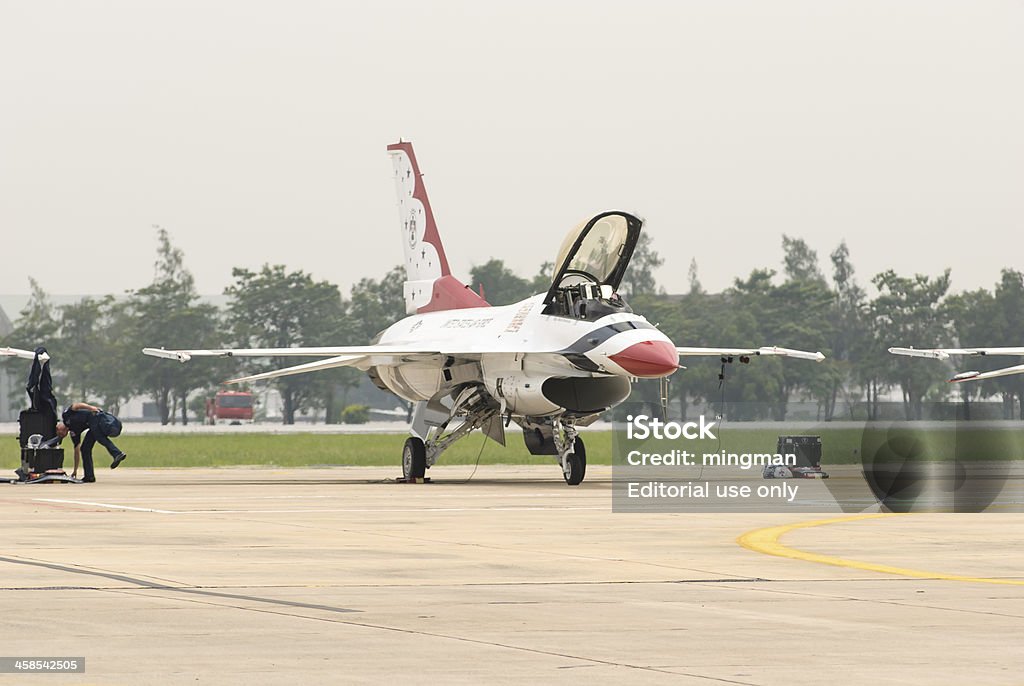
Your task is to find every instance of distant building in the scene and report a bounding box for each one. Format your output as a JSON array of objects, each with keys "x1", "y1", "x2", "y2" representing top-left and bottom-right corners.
[
  {"x1": 0, "y1": 304, "x2": 16, "y2": 421},
  {"x1": 0, "y1": 305, "x2": 11, "y2": 334}
]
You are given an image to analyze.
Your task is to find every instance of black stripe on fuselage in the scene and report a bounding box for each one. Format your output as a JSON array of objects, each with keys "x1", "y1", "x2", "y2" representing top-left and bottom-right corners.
[{"x1": 559, "y1": 320, "x2": 656, "y2": 371}]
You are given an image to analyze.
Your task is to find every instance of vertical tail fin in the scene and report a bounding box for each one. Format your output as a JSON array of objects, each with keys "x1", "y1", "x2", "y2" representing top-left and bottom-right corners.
[{"x1": 387, "y1": 141, "x2": 489, "y2": 314}]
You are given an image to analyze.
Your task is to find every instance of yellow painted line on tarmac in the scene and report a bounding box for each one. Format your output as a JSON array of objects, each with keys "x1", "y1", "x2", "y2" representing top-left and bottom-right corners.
[{"x1": 738, "y1": 512, "x2": 1024, "y2": 586}]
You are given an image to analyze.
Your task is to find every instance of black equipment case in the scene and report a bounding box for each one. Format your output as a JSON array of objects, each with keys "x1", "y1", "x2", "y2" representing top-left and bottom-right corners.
[
  {"x1": 22, "y1": 447, "x2": 65, "y2": 472},
  {"x1": 14, "y1": 409, "x2": 75, "y2": 483},
  {"x1": 763, "y1": 435, "x2": 828, "y2": 479},
  {"x1": 776, "y1": 435, "x2": 823, "y2": 468}
]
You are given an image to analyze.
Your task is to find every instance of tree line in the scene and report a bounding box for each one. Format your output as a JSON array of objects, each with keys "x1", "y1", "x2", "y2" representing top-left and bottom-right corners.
[
  {"x1": 470, "y1": 234, "x2": 1024, "y2": 422},
  {"x1": 2, "y1": 230, "x2": 404, "y2": 424},
  {"x1": 3, "y1": 229, "x2": 1022, "y2": 424}
]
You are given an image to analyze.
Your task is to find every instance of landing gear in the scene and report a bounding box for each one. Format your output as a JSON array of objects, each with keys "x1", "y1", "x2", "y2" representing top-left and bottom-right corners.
[
  {"x1": 553, "y1": 417, "x2": 586, "y2": 486},
  {"x1": 400, "y1": 386, "x2": 501, "y2": 482},
  {"x1": 402, "y1": 437, "x2": 426, "y2": 480},
  {"x1": 563, "y1": 436, "x2": 586, "y2": 486}
]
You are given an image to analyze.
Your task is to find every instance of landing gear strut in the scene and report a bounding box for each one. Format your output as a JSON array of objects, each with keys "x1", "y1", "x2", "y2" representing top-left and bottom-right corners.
[{"x1": 401, "y1": 386, "x2": 500, "y2": 482}]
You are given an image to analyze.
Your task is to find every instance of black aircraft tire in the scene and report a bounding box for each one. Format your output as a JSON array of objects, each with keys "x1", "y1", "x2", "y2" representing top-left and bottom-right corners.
[
  {"x1": 563, "y1": 437, "x2": 587, "y2": 486},
  {"x1": 403, "y1": 437, "x2": 427, "y2": 480}
]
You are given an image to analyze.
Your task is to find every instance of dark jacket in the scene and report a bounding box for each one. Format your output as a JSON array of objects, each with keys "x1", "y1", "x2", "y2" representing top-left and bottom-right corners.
[
  {"x1": 26, "y1": 347, "x2": 57, "y2": 418},
  {"x1": 61, "y1": 406, "x2": 122, "y2": 446}
]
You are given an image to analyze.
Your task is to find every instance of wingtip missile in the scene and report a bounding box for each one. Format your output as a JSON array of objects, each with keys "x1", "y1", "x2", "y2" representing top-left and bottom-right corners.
[
  {"x1": 757, "y1": 347, "x2": 827, "y2": 362},
  {"x1": 888, "y1": 347, "x2": 951, "y2": 360},
  {"x1": 949, "y1": 371, "x2": 981, "y2": 383},
  {"x1": 142, "y1": 347, "x2": 192, "y2": 363}
]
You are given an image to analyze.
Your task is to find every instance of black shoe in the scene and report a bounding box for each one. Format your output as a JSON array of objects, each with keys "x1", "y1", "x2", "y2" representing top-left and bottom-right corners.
[
  {"x1": 82, "y1": 476, "x2": 96, "y2": 483},
  {"x1": 111, "y1": 453, "x2": 127, "y2": 469}
]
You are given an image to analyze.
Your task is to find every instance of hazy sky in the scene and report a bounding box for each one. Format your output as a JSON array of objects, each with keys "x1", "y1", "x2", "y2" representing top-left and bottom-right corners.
[{"x1": 1, "y1": 1, "x2": 1021, "y2": 300}]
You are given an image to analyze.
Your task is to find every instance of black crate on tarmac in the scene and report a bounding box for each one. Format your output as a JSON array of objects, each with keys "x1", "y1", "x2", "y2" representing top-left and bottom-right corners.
[
  {"x1": 764, "y1": 435, "x2": 828, "y2": 479},
  {"x1": 776, "y1": 435, "x2": 822, "y2": 468}
]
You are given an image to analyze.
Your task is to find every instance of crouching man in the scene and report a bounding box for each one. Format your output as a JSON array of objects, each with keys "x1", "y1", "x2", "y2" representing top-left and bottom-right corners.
[{"x1": 55, "y1": 402, "x2": 127, "y2": 483}]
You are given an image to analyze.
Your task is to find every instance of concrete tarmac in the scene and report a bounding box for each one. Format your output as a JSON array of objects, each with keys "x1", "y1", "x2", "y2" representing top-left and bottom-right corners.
[{"x1": 1, "y1": 466, "x2": 1022, "y2": 685}]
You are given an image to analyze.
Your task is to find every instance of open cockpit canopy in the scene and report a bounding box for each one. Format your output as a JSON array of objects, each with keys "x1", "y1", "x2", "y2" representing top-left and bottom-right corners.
[{"x1": 543, "y1": 211, "x2": 642, "y2": 319}]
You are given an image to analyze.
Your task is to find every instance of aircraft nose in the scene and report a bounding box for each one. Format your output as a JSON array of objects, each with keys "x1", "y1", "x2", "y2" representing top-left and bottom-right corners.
[{"x1": 609, "y1": 340, "x2": 680, "y2": 378}]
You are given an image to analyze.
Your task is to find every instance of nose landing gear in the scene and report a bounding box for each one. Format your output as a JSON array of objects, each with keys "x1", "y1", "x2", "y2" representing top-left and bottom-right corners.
[
  {"x1": 553, "y1": 418, "x2": 586, "y2": 486},
  {"x1": 561, "y1": 436, "x2": 587, "y2": 486}
]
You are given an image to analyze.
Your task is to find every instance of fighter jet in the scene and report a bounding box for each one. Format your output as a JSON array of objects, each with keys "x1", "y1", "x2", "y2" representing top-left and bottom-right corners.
[
  {"x1": 144, "y1": 141, "x2": 825, "y2": 485},
  {"x1": 889, "y1": 346, "x2": 1024, "y2": 383}
]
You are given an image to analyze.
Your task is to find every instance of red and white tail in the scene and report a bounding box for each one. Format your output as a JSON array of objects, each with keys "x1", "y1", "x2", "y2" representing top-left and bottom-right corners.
[{"x1": 387, "y1": 141, "x2": 489, "y2": 315}]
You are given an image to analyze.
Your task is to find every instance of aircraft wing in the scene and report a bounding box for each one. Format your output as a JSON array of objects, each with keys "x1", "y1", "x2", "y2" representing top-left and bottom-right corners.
[
  {"x1": 142, "y1": 345, "x2": 440, "y2": 363},
  {"x1": 676, "y1": 346, "x2": 825, "y2": 362},
  {"x1": 946, "y1": 365, "x2": 1024, "y2": 384},
  {"x1": 889, "y1": 346, "x2": 1024, "y2": 383},
  {"x1": 888, "y1": 347, "x2": 1024, "y2": 360},
  {"x1": 225, "y1": 355, "x2": 367, "y2": 384},
  {"x1": 0, "y1": 346, "x2": 49, "y2": 362},
  {"x1": 143, "y1": 345, "x2": 448, "y2": 385}
]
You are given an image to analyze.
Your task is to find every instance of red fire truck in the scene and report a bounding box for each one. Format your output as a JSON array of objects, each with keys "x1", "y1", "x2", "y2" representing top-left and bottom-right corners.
[{"x1": 206, "y1": 390, "x2": 255, "y2": 425}]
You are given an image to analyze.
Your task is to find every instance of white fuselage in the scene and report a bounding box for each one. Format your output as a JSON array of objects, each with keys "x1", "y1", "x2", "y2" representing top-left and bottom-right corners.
[{"x1": 370, "y1": 294, "x2": 676, "y2": 418}]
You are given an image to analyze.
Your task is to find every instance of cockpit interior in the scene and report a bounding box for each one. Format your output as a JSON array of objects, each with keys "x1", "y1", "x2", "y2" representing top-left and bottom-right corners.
[{"x1": 542, "y1": 211, "x2": 642, "y2": 321}]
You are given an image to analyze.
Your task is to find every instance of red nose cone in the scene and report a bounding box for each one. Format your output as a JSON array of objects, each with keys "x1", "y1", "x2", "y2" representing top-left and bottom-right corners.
[{"x1": 609, "y1": 340, "x2": 680, "y2": 378}]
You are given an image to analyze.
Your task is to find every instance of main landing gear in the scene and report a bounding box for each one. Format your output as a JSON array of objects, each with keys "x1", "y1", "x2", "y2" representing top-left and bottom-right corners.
[
  {"x1": 402, "y1": 437, "x2": 427, "y2": 480},
  {"x1": 399, "y1": 392, "x2": 589, "y2": 486},
  {"x1": 400, "y1": 386, "x2": 500, "y2": 483}
]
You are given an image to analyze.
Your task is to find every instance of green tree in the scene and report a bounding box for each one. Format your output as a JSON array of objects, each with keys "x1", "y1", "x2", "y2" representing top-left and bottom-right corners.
[
  {"x1": 346, "y1": 266, "x2": 407, "y2": 343},
  {"x1": 782, "y1": 235, "x2": 824, "y2": 282},
  {"x1": 530, "y1": 261, "x2": 555, "y2": 294},
  {"x1": 226, "y1": 264, "x2": 344, "y2": 424},
  {"x1": 828, "y1": 242, "x2": 889, "y2": 420},
  {"x1": 470, "y1": 259, "x2": 533, "y2": 305},
  {"x1": 729, "y1": 269, "x2": 829, "y2": 421},
  {"x1": 2, "y1": 278, "x2": 61, "y2": 408},
  {"x1": 944, "y1": 287, "x2": 996, "y2": 419},
  {"x1": 641, "y1": 288, "x2": 781, "y2": 421},
  {"x1": 989, "y1": 270, "x2": 1024, "y2": 418},
  {"x1": 945, "y1": 269, "x2": 1024, "y2": 419},
  {"x1": 775, "y1": 238, "x2": 835, "y2": 420},
  {"x1": 57, "y1": 297, "x2": 107, "y2": 402},
  {"x1": 871, "y1": 270, "x2": 952, "y2": 419},
  {"x1": 331, "y1": 265, "x2": 410, "y2": 423},
  {"x1": 127, "y1": 228, "x2": 223, "y2": 425},
  {"x1": 619, "y1": 233, "x2": 663, "y2": 297},
  {"x1": 57, "y1": 296, "x2": 136, "y2": 413},
  {"x1": 827, "y1": 241, "x2": 871, "y2": 419},
  {"x1": 8, "y1": 279, "x2": 60, "y2": 350},
  {"x1": 687, "y1": 258, "x2": 703, "y2": 295}
]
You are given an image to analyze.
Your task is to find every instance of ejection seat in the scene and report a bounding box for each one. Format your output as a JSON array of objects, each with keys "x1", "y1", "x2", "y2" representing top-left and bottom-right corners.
[
  {"x1": 541, "y1": 211, "x2": 640, "y2": 320},
  {"x1": 10, "y1": 347, "x2": 78, "y2": 483}
]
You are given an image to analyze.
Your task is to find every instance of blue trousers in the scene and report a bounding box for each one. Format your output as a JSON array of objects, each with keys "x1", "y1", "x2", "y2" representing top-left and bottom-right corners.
[{"x1": 80, "y1": 413, "x2": 123, "y2": 480}]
